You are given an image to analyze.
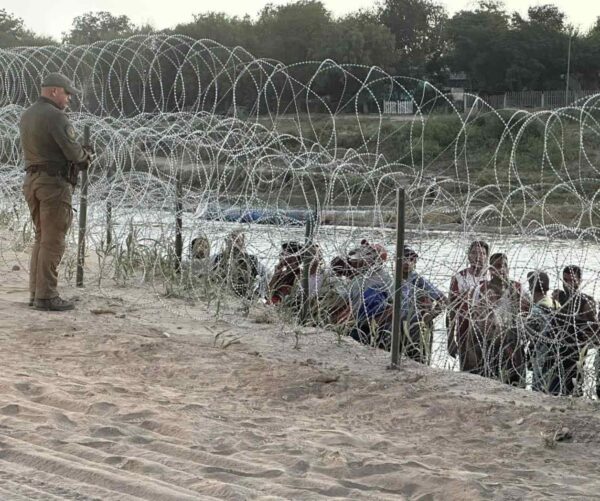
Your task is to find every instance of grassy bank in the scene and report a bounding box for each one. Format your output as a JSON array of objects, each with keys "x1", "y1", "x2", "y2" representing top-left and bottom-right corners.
[{"x1": 250, "y1": 109, "x2": 600, "y2": 230}]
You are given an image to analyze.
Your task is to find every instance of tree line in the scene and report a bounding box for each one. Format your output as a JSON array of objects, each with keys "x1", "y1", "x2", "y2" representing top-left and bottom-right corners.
[{"x1": 2, "y1": 1, "x2": 600, "y2": 95}]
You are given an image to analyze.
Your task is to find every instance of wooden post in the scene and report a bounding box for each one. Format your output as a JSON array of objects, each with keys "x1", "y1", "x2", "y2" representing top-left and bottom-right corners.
[
  {"x1": 390, "y1": 188, "x2": 405, "y2": 369},
  {"x1": 76, "y1": 125, "x2": 90, "y2": 287},
  {"x1": 175, "y1": 174, "x2": 183, "y2": 273},
  {"x1": 301, "y1": 209, "x2": 317, "y2": 323}
]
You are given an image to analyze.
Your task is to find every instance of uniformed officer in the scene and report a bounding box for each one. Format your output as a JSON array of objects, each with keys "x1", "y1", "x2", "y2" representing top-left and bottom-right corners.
[{"x1": 21, "y1": 73, "x2": 90, "y2": 311}]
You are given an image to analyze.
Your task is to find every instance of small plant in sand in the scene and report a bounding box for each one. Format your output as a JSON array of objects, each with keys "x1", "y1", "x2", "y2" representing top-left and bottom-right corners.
[
  {"x1": 332, "y1": 324, "x2": 346, "y2": 345},
  {"x1": 107, "y1": 224, "x2": 182, "y2": 286},
  {"x1": 293, "y1": 327, "x2": 302, "y2": 350},
  {"x1": 110, "y1": 223, "x2": 143, "y2": 284},
  {"x1": 11, "y1": 221, "x2": 34, "y2": 252},
  {"x1": 94, "y1": 238, "x2": 117, "y2": 286},
  {"x1": 62, "y1": 251, "x2": 77, "y2": 283},
  {"x1": 0, "y1": 209, "x2": 12, "y2": 228},
  {"x1": 213, "y1": 328, "x2": 241, "y2": 349},
  {"x1": 541, "y1": 422, "x2": 572, "y2": 448},
  {"x1": 252, "y1": 310, "x2": 275, "y2": 324}
]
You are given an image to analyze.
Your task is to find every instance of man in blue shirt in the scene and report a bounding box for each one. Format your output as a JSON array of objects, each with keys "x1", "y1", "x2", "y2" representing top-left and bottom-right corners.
[
  {"x1": 343, "y1": 243, "x2": 446, "y2": 364},
  {"x1": 398, "y1": 247, "x2": 447, "y2": 364}
]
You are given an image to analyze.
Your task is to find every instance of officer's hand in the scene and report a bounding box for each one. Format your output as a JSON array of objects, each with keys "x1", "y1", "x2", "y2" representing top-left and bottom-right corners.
[
  {"x1": 83, "y1": 145, "x2": 96, "y2": 161},
  {"x1": 77, "y1": 147, "x2": 95, "y2": 170},
  {"x1": 76, "y1": 155, "x2": 91, "y2": 171}
]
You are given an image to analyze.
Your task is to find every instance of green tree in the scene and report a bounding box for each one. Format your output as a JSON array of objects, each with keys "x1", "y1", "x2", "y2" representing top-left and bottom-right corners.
[
  {"x1": 527, "y1": 4, "x2": 565, "y2": 31},
  {"x1": 447, "y1": 2, "x2": 581, "y2": 92},
  {"x1": 256, "y1": 0, "x2": 332, "y2": 64},
  {"x1": 445, "y1": 2, "x2": 511, "y2": 92},
  {"x1": 377, "y1": 0, "x2": 448, "y2": 79},
  {"x1": 172, "y1": 13, "x2": 257, "y2": 52},
  {"x1": 63, "y1": 11, "x2": 135, "y2": 45},
  {"x1": 507, "y1": 5, "x2": 570, "y2": 90},
  {"x1": 310, "y1": 11, "x2": 398, "y2": 111},
  {"x1": 572, "y1": 21, "x2": 600, "y2": 88},
  {"x1": 314, "y1": 11, "x2": 396, "y2": 69}
]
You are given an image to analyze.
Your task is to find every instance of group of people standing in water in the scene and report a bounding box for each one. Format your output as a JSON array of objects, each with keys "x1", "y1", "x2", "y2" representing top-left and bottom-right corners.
[
  {"x1": 189, "y1": 230, "x2": 600, "y2": 397},
  {"x1": 448, "y1": 241, "x2": 599, "y2": 396}
]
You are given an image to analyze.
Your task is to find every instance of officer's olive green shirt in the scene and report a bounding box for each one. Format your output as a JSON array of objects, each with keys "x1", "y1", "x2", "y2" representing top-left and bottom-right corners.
[{"x1": 19, "y1": 96, "x2": 86, "y2": 170}]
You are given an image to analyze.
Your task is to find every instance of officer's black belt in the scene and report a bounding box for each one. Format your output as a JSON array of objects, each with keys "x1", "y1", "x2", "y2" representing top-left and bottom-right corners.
[{"x1": 26, "y1": 164, "x2": 67, "y2": 176}]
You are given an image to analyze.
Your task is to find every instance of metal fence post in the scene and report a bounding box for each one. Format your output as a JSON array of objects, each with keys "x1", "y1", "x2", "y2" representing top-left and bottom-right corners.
[
  {"x1": 301, "y1": 209, "x2": 317, "y2": 323},
  {"x1": 76, "y1": 124, "x2": 90, "y2": 287},
  {"x1": 106, "y1": 170, "x2": 113, "y2": 247},
  {"x1": 390, "y1": 188, "x2": 405, "y2": 369},
  {"x1": 175, "y1": 173, "x2": 183, "y2": 273}
]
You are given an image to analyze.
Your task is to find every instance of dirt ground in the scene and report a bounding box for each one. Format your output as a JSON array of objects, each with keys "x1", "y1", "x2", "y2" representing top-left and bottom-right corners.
[{"x1": 1, "y1": 252, "x2": 600, "y2": 500}]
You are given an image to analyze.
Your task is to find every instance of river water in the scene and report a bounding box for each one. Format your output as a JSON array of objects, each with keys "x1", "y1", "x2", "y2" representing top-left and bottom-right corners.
[{"x1": 6, "y1": 201, "x2": 599, "y2": 396}]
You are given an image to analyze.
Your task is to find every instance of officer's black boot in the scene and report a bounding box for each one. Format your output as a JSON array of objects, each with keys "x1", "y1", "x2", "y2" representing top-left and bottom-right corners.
[{"x1": 34, "y1": 296, "x2": 75, "y2": 311}]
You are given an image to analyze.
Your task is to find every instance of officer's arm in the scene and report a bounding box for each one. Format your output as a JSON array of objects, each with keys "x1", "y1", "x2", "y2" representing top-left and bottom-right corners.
[{"x1": 49, "y1": 114, "x2": 87, "y2": 164}]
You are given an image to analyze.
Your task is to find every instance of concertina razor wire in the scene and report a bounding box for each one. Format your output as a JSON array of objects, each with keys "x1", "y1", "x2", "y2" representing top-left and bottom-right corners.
[{"x1": 1, "y1": 34, "x2": 600, "y2": 397}]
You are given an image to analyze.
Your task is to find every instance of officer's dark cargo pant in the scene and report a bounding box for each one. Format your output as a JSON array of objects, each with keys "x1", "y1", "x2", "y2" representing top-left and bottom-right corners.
[{"x1": 23, "y1": 171, "x2": 73, "y2": 300}]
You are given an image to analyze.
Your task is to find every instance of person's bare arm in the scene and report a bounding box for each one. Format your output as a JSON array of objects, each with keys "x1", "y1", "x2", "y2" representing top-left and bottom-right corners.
[
  {"x1": 581, "y1": 296, "x2": 599, "y2": 345},
  {"x1": 447, "y1": 276, "x2": 459, "y2": 325},
  {"x1": 446, "y1": 277, "x2": 461, "y2": 357},
  {"x1": 424, "y1": 294, "x2": 448, "y2": 325}
]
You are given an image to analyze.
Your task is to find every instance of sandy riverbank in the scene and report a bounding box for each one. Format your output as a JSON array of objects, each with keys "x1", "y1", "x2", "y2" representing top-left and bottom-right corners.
[{"x1": 1, "y1": 251, "x2": 600, "y2": 500}]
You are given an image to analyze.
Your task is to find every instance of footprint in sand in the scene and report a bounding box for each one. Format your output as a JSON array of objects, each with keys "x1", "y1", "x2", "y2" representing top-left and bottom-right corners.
[
  {"x1": 203, "y1": 466, "x2": 284, "y2": 479},
  {"x1": 51, "y1": 412, "x2": 78, "y2": 429},
  {"x1": 238, "y1": 421, "x2": 259, "y2": 429},
  {"x1": 116, "y1": 410, "x2": 156, "y2": 422},
  {"x1": 94, "y1": 382, "x2": 130, "y2": 394},
  {"x1": 128, "y1": 435, "x2": 154, "y2": 445},
  {"x1": 86, "y1": 402, "x2": 118, "y2": 416},
  {"x1": 181, "y1": 403, "x2": 206, "y2": 412},
  {"x1": 13, "y1": 382, "x2": 45, "y2": 396},
  {"x1": 77, "y1": 440, "x2": 115, "y2": 449},
  {"x1": 289, "y1": 460, "x2": 310, "y2": 476},
  {"x1": 91, "y1": 426, "x2": 125, "y2": 437},
  {"x1": 0, "y1": 404, "x2": 20, "y2": 416},
  {"x1": 120, "y1": 458, "x2": 165, "y2": 475}
]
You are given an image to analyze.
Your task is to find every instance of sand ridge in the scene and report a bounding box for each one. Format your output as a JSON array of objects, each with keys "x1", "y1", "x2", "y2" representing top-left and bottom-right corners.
[{"x1": 1, "y1": 261, "x2": 600, "y2": 500}]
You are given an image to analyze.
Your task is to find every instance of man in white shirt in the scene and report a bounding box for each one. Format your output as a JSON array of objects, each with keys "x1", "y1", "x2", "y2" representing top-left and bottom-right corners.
[{"x1": 447, "y1": 240, "x2": 489, "y2": 366}]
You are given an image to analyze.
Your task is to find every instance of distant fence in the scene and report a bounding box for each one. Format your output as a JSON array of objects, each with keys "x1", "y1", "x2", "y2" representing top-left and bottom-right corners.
[
  {"x1": 468, "y1": 90, "x2": 600, "y2": 111},
  {"x1": 384, "y1": 91, "x2": 600, "y2": 115},
  {"x1": 383, "y1": 100, "x2": 413, "y2": 114}
]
